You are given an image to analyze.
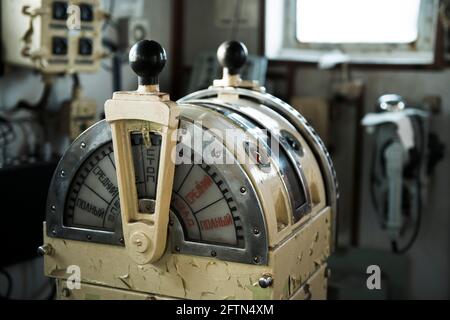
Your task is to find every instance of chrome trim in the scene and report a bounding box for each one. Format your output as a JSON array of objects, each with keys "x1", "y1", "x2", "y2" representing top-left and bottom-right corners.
[
  {"x1": 46, "y1": 120, "x2": 124, "y2": 246},
  {"x1": 186, "y1": 99, "x2": 312, "y2": 222},
  {"x1": 46, "y1": 116, "x2": 269, "y2": 265},
  {"x1": 168, "y1": 112, "x2": 269, "y2": 265},
  {"x1": 180, "y1": 88, "x2": 340, "y2": 251}
]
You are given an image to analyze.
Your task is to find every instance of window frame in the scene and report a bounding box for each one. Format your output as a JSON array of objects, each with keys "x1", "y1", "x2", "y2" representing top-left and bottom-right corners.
[{"x1": 265, "y1": 0, "x2": 441, "y2": 66}]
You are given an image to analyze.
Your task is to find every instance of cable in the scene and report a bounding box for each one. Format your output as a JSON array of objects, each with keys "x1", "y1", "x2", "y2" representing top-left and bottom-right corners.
[
  {"x1": 0, "y1": 268, "x2": 13, "y2": 300},
  {"x1": 102, "y1": 39, "x2": 123, "y2": 92},
  {"x1": 72, "y1": 73, "x2": 81, "y2": 94},
  {"x1": 102, "y1": 0, "x2": 117, "y2": 31},
  {"x1": 391, "y1": 179, "x2": 422, "y2": 255},
  {"x1": 15, "y1": 80, "x2": 53, "y2": 112},
  {"x1": 101, "y1": 38, "x2": 118, "y2": 73},
  {"x1": 392, "y1": 119, "x2": 425, "y2": 255},
  {"x1": 12, "y1": 77, "x2": 53, "y2": 147}
]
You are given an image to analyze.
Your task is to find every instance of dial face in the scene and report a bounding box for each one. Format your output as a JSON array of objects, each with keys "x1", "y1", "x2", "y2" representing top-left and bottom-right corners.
[
  {"x1": 64, "y1": 141, "x2": 244, "y2": 248},
  {"x1": 65, "y1": 143, "x2": 119, "y2": 231},
  {"x1": 172, "y1": 163, "x2": 244, "y2": 247}
]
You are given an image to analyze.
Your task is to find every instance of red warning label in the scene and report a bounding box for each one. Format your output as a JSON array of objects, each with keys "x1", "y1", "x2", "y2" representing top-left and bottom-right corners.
[
  {"x1": 199, "y1": 213, "x2": 233, "y2": 231},
  {"x1": 185, "y1": 175, "x2": 214, "y2": 205},
  {"x1": 172, "y1": 197, "x2": 196, "y2": 228}
]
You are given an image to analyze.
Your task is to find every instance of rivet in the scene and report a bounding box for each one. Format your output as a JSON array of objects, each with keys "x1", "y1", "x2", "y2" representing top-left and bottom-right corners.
[
  {"x1": 240, "y1": 187, "x2": 247, "y2": 194},
  {"x1": 80, "y1": 142, "x2": 87, "y2": 149},
  {"x1": 259, "y1": 274, "x2": 273, "y2": 289},
  {"x1": 211, "y1": 251, "x2": 217, "y2": 257},
  {"x1": 37, "y1": 244, "x2": 54, "y2": 257},
  {"x1": 60, "y1": 171, "x2": 66, "y2": 178}
]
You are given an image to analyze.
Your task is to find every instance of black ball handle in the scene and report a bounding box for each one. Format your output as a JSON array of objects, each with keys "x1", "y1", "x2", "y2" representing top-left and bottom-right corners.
[
  {"x1": 129, "y1": 40, "x2": 167, "y2": 86},
  {"x1": 217, "y1": 41, "x2": 248, "y2": 76}
]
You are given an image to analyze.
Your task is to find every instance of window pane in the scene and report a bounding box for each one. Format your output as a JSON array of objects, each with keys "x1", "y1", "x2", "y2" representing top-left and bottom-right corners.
[{"x1": 297, "y1": 0, "x2": 421, "y2": 43}]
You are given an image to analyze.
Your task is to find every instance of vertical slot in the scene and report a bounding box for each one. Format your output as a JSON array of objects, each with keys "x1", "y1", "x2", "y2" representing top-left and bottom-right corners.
[{"x1": 130, "y1": 132, "x2": 162, "y2": 214}]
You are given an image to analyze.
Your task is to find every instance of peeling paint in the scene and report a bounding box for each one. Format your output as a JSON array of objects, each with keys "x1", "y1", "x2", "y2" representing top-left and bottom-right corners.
[
  {"x1": 201, "y1": 291, "x2": 216, "y2": 297},
  {"x1": 180, "y1": 277, "x2": 187, "y2": 297},
  {"x1": 205, "y1": 261, "x2": 217, "y2": 271},
  {"x1": 43, "y1": 207, "x2": 332, "y2": 300},
  {"x1": 119, "y1": 276, "x2": 132, "y2": 290},
  {"x1": 188, "y1": 260, "x2": 200, "y2": 268}
]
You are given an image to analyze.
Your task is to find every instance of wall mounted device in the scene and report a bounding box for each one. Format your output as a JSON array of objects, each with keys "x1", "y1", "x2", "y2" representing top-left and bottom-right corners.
[
  {"x1": 362, "y1": 95, "x2": 440, "y2": 254},
  {"x1": 1, "y1": 0, "x2": 104, "y2": 74}
]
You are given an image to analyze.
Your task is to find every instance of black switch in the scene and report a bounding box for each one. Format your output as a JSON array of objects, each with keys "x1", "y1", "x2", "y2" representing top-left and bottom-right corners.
[
  {"x1": 52, "y1": 37, "x2": 68, "y2": 56},
  {"x1": 52, "y1": 1, "x2": 68, "y2": 20},
  {"x1": 79, "y1": 38, "x2": 93, "y2": 56},
  {"x1": 80, "y1": 3, "x2": 94, "y2": 22}
]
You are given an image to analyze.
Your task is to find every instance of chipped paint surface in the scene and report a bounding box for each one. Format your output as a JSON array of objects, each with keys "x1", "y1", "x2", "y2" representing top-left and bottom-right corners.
[
  {"x1": 289, "y1": 265, "x2": 328, "y2": 300},
  {"x1": 271, "y1": 208, "x2": 331, "y2": 299},
  {"x1": 45, "y1": 226, "x2": 269, "y2": 300},
  {"x1": 44, "y1": 206, "x2": 331, "y2": 300}
]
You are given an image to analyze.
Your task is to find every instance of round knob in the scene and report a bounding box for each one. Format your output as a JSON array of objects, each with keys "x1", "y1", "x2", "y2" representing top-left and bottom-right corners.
[
  {"x1": 129, "y1": 40, "x2": 167, "y2": 86},
  {"x1": 37, "y1": 244, "x2": 54, "y2": 256},
  {"x1": 258, "y1": 274, "x2": 273, "y2": 289},
  {"x1": 217, "y1": 41, "x2": 248, "y2": 76},
  {"x1": 378, "y1": 94, "x2": 406, "y2": 112},
  {"x1": 130, "y1": 232, "x2": 151, "y2": 254}
]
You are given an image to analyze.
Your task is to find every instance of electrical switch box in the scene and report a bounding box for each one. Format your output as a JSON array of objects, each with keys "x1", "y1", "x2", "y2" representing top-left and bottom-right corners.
[{"x1": 1, "y1": 0, "x2": 104, "y2": 74}]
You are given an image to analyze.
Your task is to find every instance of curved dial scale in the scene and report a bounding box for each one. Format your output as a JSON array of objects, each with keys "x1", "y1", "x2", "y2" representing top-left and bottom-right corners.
[
  {"x1": 47, "y1": 119, "x2": 268, "y2": 265},
  {"x1": 172, "y1": 163, "x2": 244, "y2": 247},
  {"x1": 65, "y1": 143, "x2": 119, "y2": 231},
  {"x1": 64, "y1": 142, "x2": 244, "y2": 247}
]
